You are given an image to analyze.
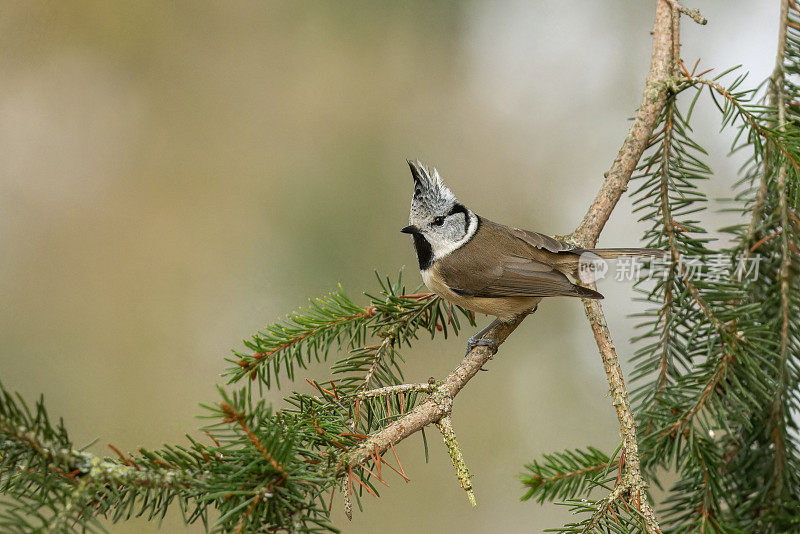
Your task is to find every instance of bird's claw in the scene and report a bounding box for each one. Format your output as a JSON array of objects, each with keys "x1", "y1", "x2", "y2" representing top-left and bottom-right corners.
[{"x1": 466, "y1": 336, "x2": 498, "y2": 356}]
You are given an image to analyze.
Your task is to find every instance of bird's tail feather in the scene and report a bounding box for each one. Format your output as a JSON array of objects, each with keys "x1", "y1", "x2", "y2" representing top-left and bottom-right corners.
[{"x1": 586, "y1": 248, "x2": 667, "y2": 259}]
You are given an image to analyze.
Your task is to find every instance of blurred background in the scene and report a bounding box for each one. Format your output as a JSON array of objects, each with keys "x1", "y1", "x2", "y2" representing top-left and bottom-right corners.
[{"x1": 0, "y1": 1, "x2": 779, "y2": 532}]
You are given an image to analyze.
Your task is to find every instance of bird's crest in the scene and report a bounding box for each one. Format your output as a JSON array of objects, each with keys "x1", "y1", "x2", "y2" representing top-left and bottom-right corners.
[{"x1": 407, "y1": 159, "x2": 457, "y2": 212}]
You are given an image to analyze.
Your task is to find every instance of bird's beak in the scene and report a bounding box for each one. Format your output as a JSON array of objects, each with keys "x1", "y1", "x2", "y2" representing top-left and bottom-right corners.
[{"x1": 400, "y1": 225, "x2": 419, "y2": 234}]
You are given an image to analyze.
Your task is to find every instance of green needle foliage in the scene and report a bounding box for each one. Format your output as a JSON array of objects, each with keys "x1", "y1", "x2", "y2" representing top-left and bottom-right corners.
[
  {"x1": 520, "y1": 4, "x2": 800, "y2": 533},
  {"x1": 521, "y1": 446, "x2": 616, "y2": 504},
  {"x1": 0, "y1": 274, "x2": 475, "y2": 532}
]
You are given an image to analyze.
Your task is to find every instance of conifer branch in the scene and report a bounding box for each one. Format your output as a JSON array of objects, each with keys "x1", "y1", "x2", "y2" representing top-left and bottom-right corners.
[
  {"x1": 679, "y1": 74, "x2": 800, "y2": 172},
  {"x1": 655, "y1": 102, "x2": 679, "y2": 395},
  {"x1": 520, "y1": 447, "x2": 613, "y2": 504},
  {"x1": 766, "y1": 0, "x2": 796, "y2": 514},
  {"x1": 744, "y1": 1, "x2": 792, "y2": 256},
  {"x1": 220, "y1": 402, "x2": 288, "y2": 480},
  {"x1": 341, "y1": 313, "x2": 527, "y2": 472}
]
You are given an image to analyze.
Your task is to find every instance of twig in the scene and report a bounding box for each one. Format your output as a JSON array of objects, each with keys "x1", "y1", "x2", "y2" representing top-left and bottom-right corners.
[
  {"x1": 656, "y1": 101, "x2": 679, "y2": 393},
  {"x1": 666, "y1": 350, "x2": 736, "y2": 437},
  {"x1": 750, "y1": 228, "x2": 784, "y2": 252},
  {"x1": 341, "y1": 314, "x2": 527, "y2": 470},
  {"x1": 436, "y1": 415, "x2": 476, "y2": 507},
  {"x1": 665, "y1": 0, "x2": 707, "y2": 25},
  {"x1": 360, "y1": 335, "x2": 394, "y2": 389},
  {"x1": 357, "y1": 382, "x2": 437, "y2": 399},
  {"x1": 341, "y1": 470, "x2": 353, "y2": 521},
  {"x1": 582, "y1": 295, "x2": 661, "y2": 533},
  {"x1": 244, "y1": 308, "x2": 377, "y2": 375},
  {"x1": 220, "y1": 402, "x2": 287, "y2": 480},
  {"x1": 744, "y1": 7, "x2": 791, "y2": 256},
  {"x1": 522, "y1": 461, "x2": 610, "y2": 488}
]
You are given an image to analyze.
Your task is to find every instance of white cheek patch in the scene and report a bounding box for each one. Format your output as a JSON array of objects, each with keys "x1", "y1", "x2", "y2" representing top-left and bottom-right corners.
[{"x1": 430, "y1": 214, "x2": 478, "y2": 261}]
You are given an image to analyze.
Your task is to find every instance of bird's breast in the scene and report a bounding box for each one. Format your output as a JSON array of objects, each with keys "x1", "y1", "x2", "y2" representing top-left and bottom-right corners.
[
  {"x1": 421, "y1": 266, "x2": 454, "y2": 301},
  {"x1": 421, "y1": 264, "x2": 540, "y2": 321}
]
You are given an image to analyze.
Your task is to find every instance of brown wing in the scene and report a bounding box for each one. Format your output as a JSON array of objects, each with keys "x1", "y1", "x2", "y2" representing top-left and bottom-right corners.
[
  {"x1": 439, "y1": 252, "x2": 603, "y2": 299},
  {"x1": 507, "y1": 227, "x2": 583, "y2": 254},
  {"x1": 434, "y1": 217, "x2": 602, "y2": 299}
]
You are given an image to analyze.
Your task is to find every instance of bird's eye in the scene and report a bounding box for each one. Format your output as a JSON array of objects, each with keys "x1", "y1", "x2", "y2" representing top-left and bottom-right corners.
[{"x1": 432, "y1": 216, "x2": 445, "y2": 226}]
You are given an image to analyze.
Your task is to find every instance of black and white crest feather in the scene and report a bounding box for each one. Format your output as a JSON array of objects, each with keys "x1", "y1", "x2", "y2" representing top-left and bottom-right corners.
[{"x1": 407, "y1": 159, "x2": 457, "y2": 219}]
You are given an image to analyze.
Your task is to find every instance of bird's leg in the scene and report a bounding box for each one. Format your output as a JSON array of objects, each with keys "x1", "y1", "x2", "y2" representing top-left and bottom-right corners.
[
  {"x1": 465, "y1": 306, "x2": 538, "y2": 357},
  {"x1": 466, "y1": 318, "x2": 502, "y2": 356}
]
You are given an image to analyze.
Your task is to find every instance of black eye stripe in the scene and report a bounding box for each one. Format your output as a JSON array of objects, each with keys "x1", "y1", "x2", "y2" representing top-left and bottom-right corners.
[
  {"x1": 448, "y1": 203, "x2": 468, "y2": 217},
  {"x1": 447, "y1": 203, "x2": 470, "y2": 232},
  {"x1": 430, "y1": 204, "x2": 469, "y2": 229}
]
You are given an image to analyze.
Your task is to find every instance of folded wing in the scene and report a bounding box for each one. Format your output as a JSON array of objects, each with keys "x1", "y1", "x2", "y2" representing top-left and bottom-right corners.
[{"x1": 442, "y1": 253, "x2": 603, "y2": 299}]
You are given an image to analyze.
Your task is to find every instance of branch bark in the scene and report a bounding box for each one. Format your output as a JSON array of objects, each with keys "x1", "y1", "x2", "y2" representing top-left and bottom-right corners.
[
  {"x1": 769, "y1": 0, "x2": 792, "y2": 502},
  {"x1": 665, "y1": 0, "x2": 707, "y2": 25},
  {"x1": 344, "y1": 3, "x2": 680, "y2": 528}
]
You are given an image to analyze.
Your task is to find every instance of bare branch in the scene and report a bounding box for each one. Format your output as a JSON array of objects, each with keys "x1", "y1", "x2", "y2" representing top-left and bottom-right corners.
[
  {"x1": 567, "y1": 4, "x2": 680, "y2": 531},
  {"x1": 436, "y1": 415, "x2": 476, "y2": 507},
  {"x1": 357, "y1": 382, "x2": 437, "y2": 399},
  {"x1": 582, "y1": 296, "x2": 661, "y2": 533},
  {"x1": 666, "y1": 0, "x2": 707, "y2": 25}
]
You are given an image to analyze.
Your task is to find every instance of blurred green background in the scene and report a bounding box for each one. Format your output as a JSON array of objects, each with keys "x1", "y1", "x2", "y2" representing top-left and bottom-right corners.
[{"x1": 0, "y1": 1, "x2": 778, "y2": 532}]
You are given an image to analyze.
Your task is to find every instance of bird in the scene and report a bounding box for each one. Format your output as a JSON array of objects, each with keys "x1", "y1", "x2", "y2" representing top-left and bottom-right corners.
[{"x1": 400, "y1": 159, "x2": 663, "y2": 354}]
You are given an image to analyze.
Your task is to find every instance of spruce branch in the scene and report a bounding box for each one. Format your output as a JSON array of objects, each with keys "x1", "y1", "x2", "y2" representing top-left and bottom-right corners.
[
  {"x1": 341, "y1": 314, "x2": 528, "y2": 474},
  {"x1": 628, "y1": 73, "x2": 784, "y2": 530},
  {"x1": 0, "y1": 385, "x2": 211, "y2": 533},
  {"x1": 520, "y1": 447, "x2": 614, "y2": 504},
  {"x1": 742, "y1": 1, "x2": 792, "y2": 256},
  {"x1": 720, "y1": 1, "x2": 800, "y2": 528},
  {"x1": 227, "y1": 279, "x2": 468, "y2": 390},
  {"x1": 620, "y1": 2, "x2": 800, "y2": 530},
  {"x1": 678, "y1": 73, "x2": 800, "y2": 173}
]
